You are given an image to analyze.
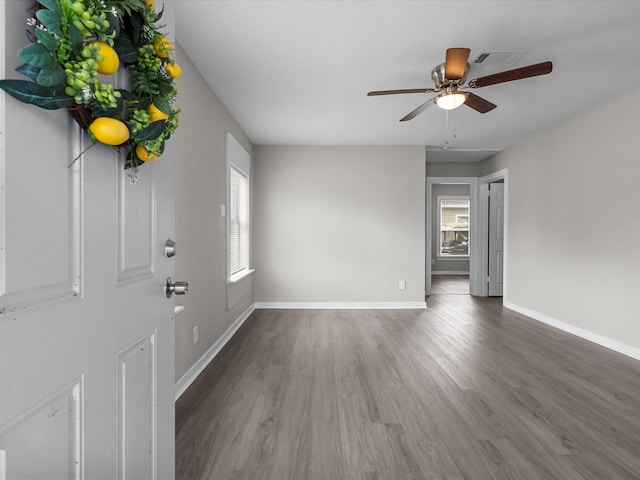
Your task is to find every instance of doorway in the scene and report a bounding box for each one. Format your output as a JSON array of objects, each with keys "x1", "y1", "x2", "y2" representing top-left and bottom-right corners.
[
  {"x1": 426, "y1": 172, "x2": 507, "y2": 299},
  {"x1": 425, "y1": 176, "x2": 478, "y2": 297}
]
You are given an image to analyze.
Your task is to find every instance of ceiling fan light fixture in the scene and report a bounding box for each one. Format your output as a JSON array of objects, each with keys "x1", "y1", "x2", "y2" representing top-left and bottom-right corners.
[{"x1": 435, "y1": 92, "x2": 468, "y2": 110}]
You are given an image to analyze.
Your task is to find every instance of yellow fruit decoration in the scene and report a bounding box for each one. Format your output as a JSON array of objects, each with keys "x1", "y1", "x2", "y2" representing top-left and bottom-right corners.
[
  {"x1": 149, "y1": 103, "x2": 169, "y2": 122},
  {"x1": 165, "y1": 63, "x2": 182, "y2": 79},
  {"x1": 90, "y1": 41, "x2": 120, "y2": 75},
  {"x1": 145, "y1": 0, "x2": 156, "y2": 11},
  {"x1": 89, "y1": 117, "x2": 130, "y2": 145},
  {"x1": 153, "y1": 35, "x2": 172, "y2": 58},
  {"x1": 136, "y1": 145, "x2": 158, "y2": 162}
]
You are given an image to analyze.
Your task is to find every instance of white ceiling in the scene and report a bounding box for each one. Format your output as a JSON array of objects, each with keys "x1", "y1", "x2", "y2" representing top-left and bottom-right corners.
[{"x1": 176, "y1": 1, "x2": 640, "y2": 161}]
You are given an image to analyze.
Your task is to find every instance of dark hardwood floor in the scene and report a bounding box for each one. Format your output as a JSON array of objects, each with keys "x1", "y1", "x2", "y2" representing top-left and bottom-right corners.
[
  {"x1": 176, "y1": 295, "x2": 640, "y2": 480},
  {"x1": 430, "y1": 275, "x2": 470, "y2": 295}
]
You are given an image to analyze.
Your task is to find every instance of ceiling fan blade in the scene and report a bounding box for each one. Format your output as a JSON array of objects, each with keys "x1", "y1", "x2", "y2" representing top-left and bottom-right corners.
[
  {"x1": 400, "y1": 99, "x2": 434, "y2": 122},
  {"x1": 464, "y1": 92, "x2": 497, "y2": 113},
  {"x1": 469, "y1": 61, "x2": 553, "y2": 88},
  {"x1": 368, "y1": 88, "x2": 435, "y2": 96},
  {"x1": 445, "y1": 48, "x2": 471, "y2": 80}
]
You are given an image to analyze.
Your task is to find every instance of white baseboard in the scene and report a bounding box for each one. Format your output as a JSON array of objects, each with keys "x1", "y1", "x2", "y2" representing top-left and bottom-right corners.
[
  {"x1": 254, "y1": 301, "x2": 427, "y2": 310},
  {"x1": 432, "y1": 271, "x2": 470, "y2": 275},
  {"x1": 175, "y1": 303, "x2": 256, "y2": 400},
  {"x1": 504, "y1": 301, "x2": 640, "y2": 362}
]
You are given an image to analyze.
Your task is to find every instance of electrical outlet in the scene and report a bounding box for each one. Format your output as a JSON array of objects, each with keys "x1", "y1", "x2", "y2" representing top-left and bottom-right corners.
[
  {"x1": 193, "y1": 326, "x2": 198, "y2": 344},
  {"x1": 399, "y1": 280, "x2": 406, "y2": 290}
]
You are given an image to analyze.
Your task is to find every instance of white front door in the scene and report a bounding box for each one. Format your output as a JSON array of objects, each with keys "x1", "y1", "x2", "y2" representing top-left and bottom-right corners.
[
  {"x1": 0, "y1": 3, "x2": 176, "y2": 478},
  {"x1": 488, "y1": 182, "x2": 505, "y2": 296}
]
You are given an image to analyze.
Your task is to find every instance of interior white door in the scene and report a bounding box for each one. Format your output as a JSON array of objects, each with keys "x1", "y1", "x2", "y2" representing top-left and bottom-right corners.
[
  {"x1": 488, "y1": 182, "x2": 505, "y2": 296},
  {"x1": 0, "y1": 3, "x2": 176, "y2": 478}
]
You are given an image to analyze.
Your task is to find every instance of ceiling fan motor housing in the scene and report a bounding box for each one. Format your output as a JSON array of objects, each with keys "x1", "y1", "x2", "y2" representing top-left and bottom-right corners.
[{"x1": 431, "y1": 62, "x2": 469, "y2": 88}]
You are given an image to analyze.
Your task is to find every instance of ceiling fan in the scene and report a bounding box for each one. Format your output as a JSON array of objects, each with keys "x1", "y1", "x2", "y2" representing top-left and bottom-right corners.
[{"x1": 368, "y1": 48, "x2": 552, "y2": 122}]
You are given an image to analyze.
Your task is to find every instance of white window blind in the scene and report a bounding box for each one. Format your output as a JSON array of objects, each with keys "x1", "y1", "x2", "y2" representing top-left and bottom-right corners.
[
  {"x1": 229, "y1": 166, "x2": 249, "y2": 275},
  {"x1": 226, "y1": 133, "x2": 251, "y2": 282}
]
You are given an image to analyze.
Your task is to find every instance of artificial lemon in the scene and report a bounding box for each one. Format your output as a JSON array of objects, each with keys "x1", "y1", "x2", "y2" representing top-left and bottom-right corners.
[
  {"x1": 165, "y1": 62, "x2": 182, "y2": 79},
  {"x1": 90, "y1": 41, "x2": 119, "y2": 75},
  {"x1": 145, "y1": 0, "x2": 156, "y2": 10},
  {"x1": 136, "y1": 145, "x2": 158, "y2": 162},
  {"x1": 149, "y1": 103, "x2": 169, "y2": 122},
  {"x1": 153, "y1": 35, "x2": 172, "y2": 58},
  {"x1": 89, "y1": 117, "x2": 130, "y2": 145}
]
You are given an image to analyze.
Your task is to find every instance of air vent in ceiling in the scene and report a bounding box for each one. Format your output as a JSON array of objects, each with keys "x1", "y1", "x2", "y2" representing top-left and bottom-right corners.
[{"x1": 472, "y1": 51, "x2": 529, "y2": 66}]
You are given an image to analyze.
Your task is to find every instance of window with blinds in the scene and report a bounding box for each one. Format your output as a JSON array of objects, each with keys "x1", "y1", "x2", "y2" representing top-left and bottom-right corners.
[
  {"x1": 229, "y1": 166, "x2": 249, "y2": 276},
  {"x1": 226, "y1": 133, "x2": 251, "y2": 282}
]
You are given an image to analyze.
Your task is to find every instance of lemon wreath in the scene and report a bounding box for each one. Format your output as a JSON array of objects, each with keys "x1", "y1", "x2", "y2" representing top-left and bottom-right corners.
[{"x1": 0, "y1": 0, "x2": 180, "y2": 170}]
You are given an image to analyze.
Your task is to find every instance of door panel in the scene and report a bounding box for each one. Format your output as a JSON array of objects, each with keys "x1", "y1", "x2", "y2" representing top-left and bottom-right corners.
[
  {"x1": 1, "y1": 114, "x2": 81, "y2": 310},
  {"x1": 117, "y1": 164, "x2": 156, "y2": 284},
  {"x1": 0, "y1": 2, "x2": 176, "y2": 478},
  {"x1": 117, "y1": 332, "x2": 156, "y2": 480},
  {"x1": 0, "y1": 379, "x2": 82, "y2": 480},
  {"x1": 488, "y1": 182, "x2": 505, "y2": 296}
]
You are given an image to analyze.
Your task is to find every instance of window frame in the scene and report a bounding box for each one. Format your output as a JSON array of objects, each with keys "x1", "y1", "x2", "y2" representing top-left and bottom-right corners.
[
  {"x1": 437, "y1": 195, "x2": 470, "y2": 259},
  {"x1": 226, "y1": 133, "x2": 253, "y2": 283}
]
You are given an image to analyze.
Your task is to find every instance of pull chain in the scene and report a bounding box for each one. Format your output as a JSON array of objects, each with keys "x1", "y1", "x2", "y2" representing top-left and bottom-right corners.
[
  {"x1": 444, "y1": 109, "x2": 457, "y2": 149},
  {"x1": 445, "y1": 109, "x2": 449, "y2": 137}
]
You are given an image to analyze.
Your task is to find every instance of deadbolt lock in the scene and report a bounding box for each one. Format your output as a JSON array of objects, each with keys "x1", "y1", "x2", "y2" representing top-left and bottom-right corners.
[{"x1": 165, "y1": 239, "x2": 177, "y2": 258}]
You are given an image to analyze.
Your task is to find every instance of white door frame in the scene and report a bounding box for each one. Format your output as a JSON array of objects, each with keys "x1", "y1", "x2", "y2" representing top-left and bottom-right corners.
[
  {"x1": 426, "y1": 176, "x2": 479, "y2": 296},
  {"x1": 477, "y1": 168, "x2": 509, "y2": 298}
]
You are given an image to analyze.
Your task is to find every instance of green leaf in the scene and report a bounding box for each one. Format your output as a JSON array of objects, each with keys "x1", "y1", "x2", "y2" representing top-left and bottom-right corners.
[
  {"x1": 36, "y1": 10, "x2": 62, "y2": 38},
  {"x1": 69, "y1": 23, "x2": 83, "y2": 50},
  {"x1": 35, "y1": 30, "x2": 58, "y2": 53},
  {"x1": 125, "y1": 157, "x2": 144, "y2": 169},
  {"x1": 37, "y1": 0, "x2": 60, "y2": 16},
  {"x1": 15, "y1": 63, "x2": 41, "y2": 82},
  {"x1": 18, "y1": 43, "x2": 56, "y2": 68},
  {"x1": 125, "y1": 147, "x2": 144, "y2": 169},
  {"x1": 36, "y1": 64, "x2": 66, "y2": 87},
  {"x1": 15, "y1": 64, "x2": 67, "y2": 93},
  {"x1": 0, "y1": 79, "x2": 73, "y2": 110},
  {"x1": 114, "y1": 36, "x2": 138, "y2": 64},
  {"x1": 108, "y1": 11, "x2": 121, "y2": 36},
  {"x1": 116, "y1": 88, "x2": 139, "y2": 103},
  {"x1": 152, "y1": 96, "x2": 170, "y2": 114},
  {"x1": 128, "y1": 11, "x2": 144, "y2": 45},
  {"x1": 92, "y1": 96, "x2": 125, "y2": 117},
  {"x1": 155, "y1": 79, "x2": 174, "y2": 95},
  {"x1": 134, "y1": 120, "x2": 165, "y2": 141}
]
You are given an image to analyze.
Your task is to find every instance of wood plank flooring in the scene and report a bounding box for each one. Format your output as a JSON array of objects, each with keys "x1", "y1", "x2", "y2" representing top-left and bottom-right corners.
[
  {"x1": 176, "y1": 295, "x2": 640, "y2": 480},
  {"x1": 430, "y1": 275, "x2": 470, "y2": 295}
]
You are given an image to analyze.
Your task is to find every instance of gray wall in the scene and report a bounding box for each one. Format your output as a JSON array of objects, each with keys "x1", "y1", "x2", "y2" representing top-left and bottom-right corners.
[
  {"x1": 427, "y1": 161, "x2": 479, "y2": 178},
  {"x1": 480, "y1": 87, "x2": 640, "y2": 351},
  {"x1": 431, "y1": 184, "x2": 470, "y2": 274},
  {"x1": 173, "y1": 44, "x2": 254, "y2": 382},
  {"x1": 254, "y1": 146, "x2": 426, "y2": 304}
]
